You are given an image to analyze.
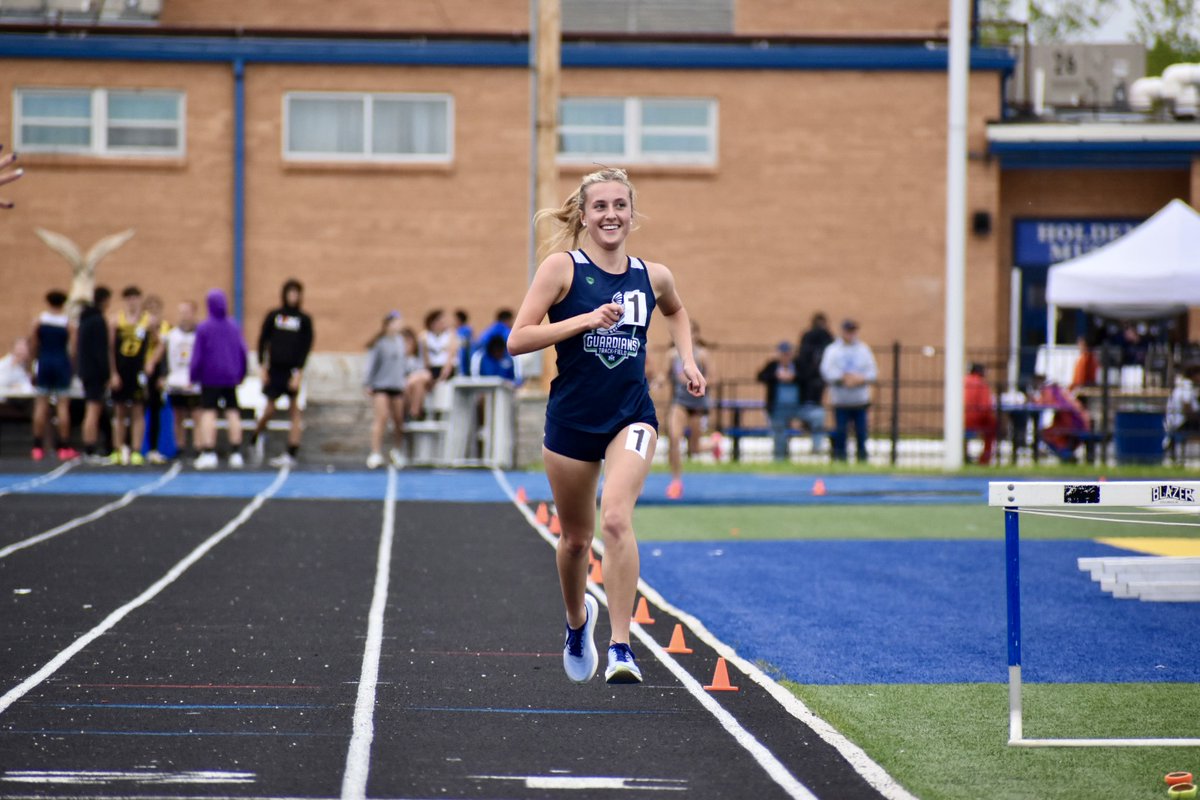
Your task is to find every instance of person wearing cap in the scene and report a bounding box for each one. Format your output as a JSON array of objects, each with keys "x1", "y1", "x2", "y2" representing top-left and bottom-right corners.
[
  {"x1": 820, "y1": 318, "x2": 878, "y2": 462},
  {"x1": 363, "y1": 310, "x2": 411, "y2": 469},
  {"x1": 252, "y1": 278, "x2": 314, "y2": 467},
  {"x1": 758, "y1": 339, "x2": 818, "y2": 462}
]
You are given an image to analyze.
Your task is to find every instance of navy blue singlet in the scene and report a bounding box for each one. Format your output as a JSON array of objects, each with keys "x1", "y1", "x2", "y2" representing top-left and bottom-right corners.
[{"x1": 545, "y1": 250, "x2": 658, "y2": 434}]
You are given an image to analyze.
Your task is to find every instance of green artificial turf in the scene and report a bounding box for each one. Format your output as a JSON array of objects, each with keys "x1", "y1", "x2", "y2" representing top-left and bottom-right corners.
[
  {"x1": 788, "y1": 682, "x2": 1200, "y2": 800},
  {"x1": 633, "y1": 503, "x2": 1182, "y2": 541}
]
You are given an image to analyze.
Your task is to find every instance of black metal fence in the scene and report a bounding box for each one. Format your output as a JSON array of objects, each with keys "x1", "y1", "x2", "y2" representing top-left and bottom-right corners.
[{"x1": 651, "y1": 341, "x2": 1199, "y2": 469}]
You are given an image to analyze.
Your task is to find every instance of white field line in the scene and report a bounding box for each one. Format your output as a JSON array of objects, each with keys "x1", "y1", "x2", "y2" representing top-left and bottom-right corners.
[
  {"x1": 492, "y1": 470, "x2": 835, "y2": 800},
  {"x1": 341, "y1": 465, "x2": 397, "y2": 800},
  {"x1": 0, "y1": 462, "x2": 182, "y2": 561},
  {"x1": 0, "y1": 465, "x2": 289, "y2": 718},
  {"x1": 493, "y1": 469, "x2": 919, "y2": 800},
  {"x1": 0, "y1": 459, "x2": 79, "y2": 497}
]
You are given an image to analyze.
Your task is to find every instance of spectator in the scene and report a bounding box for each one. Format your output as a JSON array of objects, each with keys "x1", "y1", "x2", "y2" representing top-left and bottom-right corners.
[
  {"x1": 757, "y1": 341, "x2": 806, "y2": 462},
  {"x1": 963, "y1": 362, "x2": 997, "y2": 465},
  {"x1": 141, "y1": 294, "x2": 171, "y2": 464},
  {"x1": 364, "y1": 311, "x2": 410, "y2": 470},
  {"x1": 190, "y1": 289, "x2": 248, "y2": 470},
  {"x1": 109, "y1": 285, "x2": 148, "y2": 466},
  {"x1": 77, "y1": 286, "x2": 112, "y2": 462},
  {"x1": 454, "y1": 309, "x2": 473, "y2": 376},
  {"x1": 470, "y1": 327, "x2": 521, "y2": 383},
  {"x1": 162, "y1": 300, "x2": 202, "y2": 460},
  {"x1": 30, "y1": 289, "x2": 77, "y2": 461},
  {"x1": 0, "y1": 337, "x2": 34, "y2": 396},
  {"x1": 252, "y1": 278, "x2": 314, "y2": 467},
  {"x1": 820, "y1": 319, "x2": 878, "y2": 463},
  {"x1": 0, "y1": 144, "x2": 22, "y2": 209},
  {"x1": 473, "y1": 309, "x2": 514, "y2": 356},
  {"x1": 1031, "y1": 373, "x2": 1090, "y2": 463},
  {"x1": 1069, "y1": 335, "x2": 1098, "y2": 394},
  {"x1": 422, "y1": 308, "x2": 458, "y2": 382},
  {"x1": 663, "y1": 320, "x2": 713, "y2": 499},
  {"x1": 401, "y1": 326, "x2": 431, "y2": 419},
  {"x1": 1165, "y1": 365, "x2": 1200, "y2": 459},
  {"x1": 796, "y1": 313, "x2": 833, "y2": 452}
]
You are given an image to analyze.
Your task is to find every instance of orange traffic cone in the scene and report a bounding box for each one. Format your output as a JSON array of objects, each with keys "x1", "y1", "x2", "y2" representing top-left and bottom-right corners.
[
  {"x1": 704, "y1": 657, "x2": 739, "y2": 691},
  {"x1": 549, "y1": 514, "x2": 562, "y2": 536},
  {"x1": 515, "y1": 486, "x2": 528, "y2": 504},
  {"x1": 665, "y1": 623, "x2": 693, "y2": 654},
  {"x1": 589, "y1": 556, "x2": 604, "y2": 584},
  {"x1": 632, "y1": 596, "x2": 656, "y2": 625},
  {"x1": 535, "y1": 502, "x2": 549, "y2": 524},
  {"x1": 813, "y1": 478, "x2": 827, "y2": 496}
]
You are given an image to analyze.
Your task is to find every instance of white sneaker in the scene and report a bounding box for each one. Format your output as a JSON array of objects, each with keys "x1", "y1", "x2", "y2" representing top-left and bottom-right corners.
[
  {"x1": 228, "y1": 452, "x2": 245, "y2": 469},
  {"x1": 146, "y1": 450, "x2": 168, "y2": 465},
  {"x1": 268, "y1": 453, "x2": 296, "y2": 468},
  {"x1": 194, "y1": 452, "x2": 218, "y2": 470},
  {"x1": 562, "y1": 594, "x2": 599, "y2": 683},
  {"x1": 605, "y1": 642, "x2": 643, "y2": 684},
  {"x1": 366, "y1": 452, "x2": 385, "y2": 469},
  {"x1": 389, "y1": 448, "x2": 406, "y2": 468}
]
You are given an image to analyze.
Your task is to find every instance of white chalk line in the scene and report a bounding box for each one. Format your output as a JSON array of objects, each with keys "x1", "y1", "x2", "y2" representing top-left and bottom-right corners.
[
  {"x1": 340, "y1": 465, "x2": 397, "y2": 800},
  {"x1": 0, "y1": 465, "x2": 290, "y2": 718},
  {"x1": 0, "y1": 462, "x2": 183, "y2": 561},
  {"x1": 0, "y1": 459, "x2": 79, "y2": 497}
]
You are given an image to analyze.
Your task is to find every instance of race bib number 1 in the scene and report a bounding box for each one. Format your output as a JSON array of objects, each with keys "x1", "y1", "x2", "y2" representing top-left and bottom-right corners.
[{"x1": 625, "y1": 424, "x2": 652, "y2": 460}]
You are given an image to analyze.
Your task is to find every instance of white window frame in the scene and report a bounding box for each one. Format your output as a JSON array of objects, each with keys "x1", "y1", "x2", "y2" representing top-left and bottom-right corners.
[
  {"x1": 13, "y1": 87, "x2": 185, "y2": 158},
  {"x1": 558, "y1": 96, "x2": 718, "y2": 167},
  {"x1": 283, "y1": 91, "x2": 455, "y2": 164}
]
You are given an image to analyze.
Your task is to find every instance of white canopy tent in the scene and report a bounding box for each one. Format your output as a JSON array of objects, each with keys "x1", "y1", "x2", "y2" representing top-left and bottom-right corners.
[{"x1": 1046, "y1": 198, "x2": 1200, "y2": 324}]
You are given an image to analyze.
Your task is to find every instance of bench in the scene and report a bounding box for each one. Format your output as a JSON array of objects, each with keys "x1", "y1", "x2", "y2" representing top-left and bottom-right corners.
[{"x1": 403, "y1": 381, "x2": 452, "y2": 465}]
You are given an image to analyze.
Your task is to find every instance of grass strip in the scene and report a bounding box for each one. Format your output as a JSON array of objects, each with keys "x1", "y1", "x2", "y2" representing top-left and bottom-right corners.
[{"x1": 787, "y1": 682, "x2": 1199, "y2": 800}]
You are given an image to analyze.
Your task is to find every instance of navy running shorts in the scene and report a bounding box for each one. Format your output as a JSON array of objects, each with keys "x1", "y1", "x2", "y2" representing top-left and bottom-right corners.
[{"x1": 543, "y1": 415, "x2": 658, "y2": 463}]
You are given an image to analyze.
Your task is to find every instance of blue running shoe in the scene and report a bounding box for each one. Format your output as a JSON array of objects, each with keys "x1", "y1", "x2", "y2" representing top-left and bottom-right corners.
[
  {"x1": 605, "y1": 642, "x2": 643, "y2": 684},
  {"x1": 563, "y1": 594, "x2": 599, "y2": 683}
]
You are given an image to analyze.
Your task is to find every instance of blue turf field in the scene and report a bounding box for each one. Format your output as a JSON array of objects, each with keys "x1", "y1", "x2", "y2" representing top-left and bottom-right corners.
[{"x1": 639, "y1": 539, "x2": 1200, "y2": 685}]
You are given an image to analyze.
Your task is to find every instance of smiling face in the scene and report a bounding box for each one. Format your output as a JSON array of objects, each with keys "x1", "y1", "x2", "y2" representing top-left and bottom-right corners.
[{"x1": 581, "y1": 181, "x2": 633, "y2": 251}]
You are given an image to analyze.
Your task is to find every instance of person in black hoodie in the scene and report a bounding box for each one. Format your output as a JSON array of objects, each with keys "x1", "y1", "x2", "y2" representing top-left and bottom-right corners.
[
  {"x1": 77, "y1": 286, "x2": 111, "y2": 463},
  {"x1": 251, "y1": 278, "x2": 314, "y2": 466}
]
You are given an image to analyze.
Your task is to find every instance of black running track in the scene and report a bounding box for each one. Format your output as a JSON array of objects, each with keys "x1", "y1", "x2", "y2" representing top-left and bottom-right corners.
[{"x1": 0, "y1": 471, "x2": 888, "y2": 800}]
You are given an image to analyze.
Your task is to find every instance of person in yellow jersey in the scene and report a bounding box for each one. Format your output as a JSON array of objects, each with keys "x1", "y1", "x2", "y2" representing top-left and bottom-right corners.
[
  {"x1": 108, "y1": 286, "x2": 149, "y2": 466},
  {"x1": 141, "y1": 294, "x2": 173, "y2": 464}
]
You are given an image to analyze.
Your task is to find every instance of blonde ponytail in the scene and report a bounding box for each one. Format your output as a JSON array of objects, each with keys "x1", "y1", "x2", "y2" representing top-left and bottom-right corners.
[{"x1": 534, "y1": 167, "x2": 639, "y2": 260}]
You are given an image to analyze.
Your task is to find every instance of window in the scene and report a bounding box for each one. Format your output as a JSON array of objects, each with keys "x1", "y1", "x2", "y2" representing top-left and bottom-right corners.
[
  {"x1": 284, "y1": 92, "x2": 453, "y2": 163},
  {"x1": 558, "y1": 97, "x2": 717, "y2": 166},
  {"x1": 14, "y1": 88, "x2": 184, "y2": 157}
]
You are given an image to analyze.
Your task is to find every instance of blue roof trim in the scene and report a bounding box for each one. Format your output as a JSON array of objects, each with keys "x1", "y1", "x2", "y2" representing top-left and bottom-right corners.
[
  {"x1": 0, "y1": 33, "x2": 1014, "y2": 71},
  {"x1": 990, "y1": 139, "x2": 1200, "y2": 169}
]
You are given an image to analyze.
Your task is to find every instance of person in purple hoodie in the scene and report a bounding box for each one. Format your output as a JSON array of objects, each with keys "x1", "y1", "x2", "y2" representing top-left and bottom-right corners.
[{"x1": 190, "y1": 289, "x2": 248, "y2": 470}]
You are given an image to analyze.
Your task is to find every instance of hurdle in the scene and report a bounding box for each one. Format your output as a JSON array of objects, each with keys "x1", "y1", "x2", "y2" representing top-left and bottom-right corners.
[{"x1": 989, "y1": 480, "x2": 1200, "y2": 747}]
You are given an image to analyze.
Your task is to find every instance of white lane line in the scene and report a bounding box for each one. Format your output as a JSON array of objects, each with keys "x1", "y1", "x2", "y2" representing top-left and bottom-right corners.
[
  {"x1": 0, "y1": 459, "x2": 79, "y2": 498},
  {"x1": 0, "y1": 466, "x2": 290, "y2": 718},
  {"x1": 491, "y1": 470, "x2": 817, "y2": 800},
  {"x1": 341, "y1": 465, "x2": 397, "y2": 800},
  {"x1": 493, "y1": 469, "x2": 918, "y2": 800},
  {"x1": 0, "y1": 463, "x2": 182, "y2": 561}
]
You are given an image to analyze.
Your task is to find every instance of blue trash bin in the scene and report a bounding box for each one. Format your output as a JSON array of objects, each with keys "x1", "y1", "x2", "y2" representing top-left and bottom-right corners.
[{"x1": 1113, "y1": 410, "x2": 1165, "y2": 465}]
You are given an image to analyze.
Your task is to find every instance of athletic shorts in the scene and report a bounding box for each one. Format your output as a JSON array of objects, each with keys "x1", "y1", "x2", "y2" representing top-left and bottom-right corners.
[
  {"x1": 428, "y1": 365, "x2": 445, "y2": 381},
  {"x1": 35, "y1": 359, "x2": 72, "y2": 395},
  {"x1": 168, "y1": 392, "x2": 201, "y2": 411},
  {"x1": 82, "y1": 380, "x2": 108, "y2": 403},
  {"x1": 200, "y1": 385, "x2": 239, "y2": 411},
  {"x1": 111, "y1": 373, "x2": 146, "y2": 405},
  {"x1": 264, "y1": 366, "x2": 298, "y2": 400},
  {"x1": 372, "y1": 388, "x2": 404, "y2": 398},
  {"x1": 543, "y1": 415, "x2": 658, "y2": 463}
]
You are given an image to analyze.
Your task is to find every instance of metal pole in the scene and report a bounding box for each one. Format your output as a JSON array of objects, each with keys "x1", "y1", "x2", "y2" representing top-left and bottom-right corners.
[
  {"x1": 890, "y1": 341, "x2": 901, "y2": 466},
  {"x1": 1008, "y1": 268, "x2": 1021, "y2": 392},
  {"x1": 1005, "y1": 506, "x2": 1023, "y2": 744},
  {"x1": 232, "y1": 57, "x2": 246, "y2": 325},
  {"x1": 942, "y1": 0, "x2": 970, "y2": 470}
]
